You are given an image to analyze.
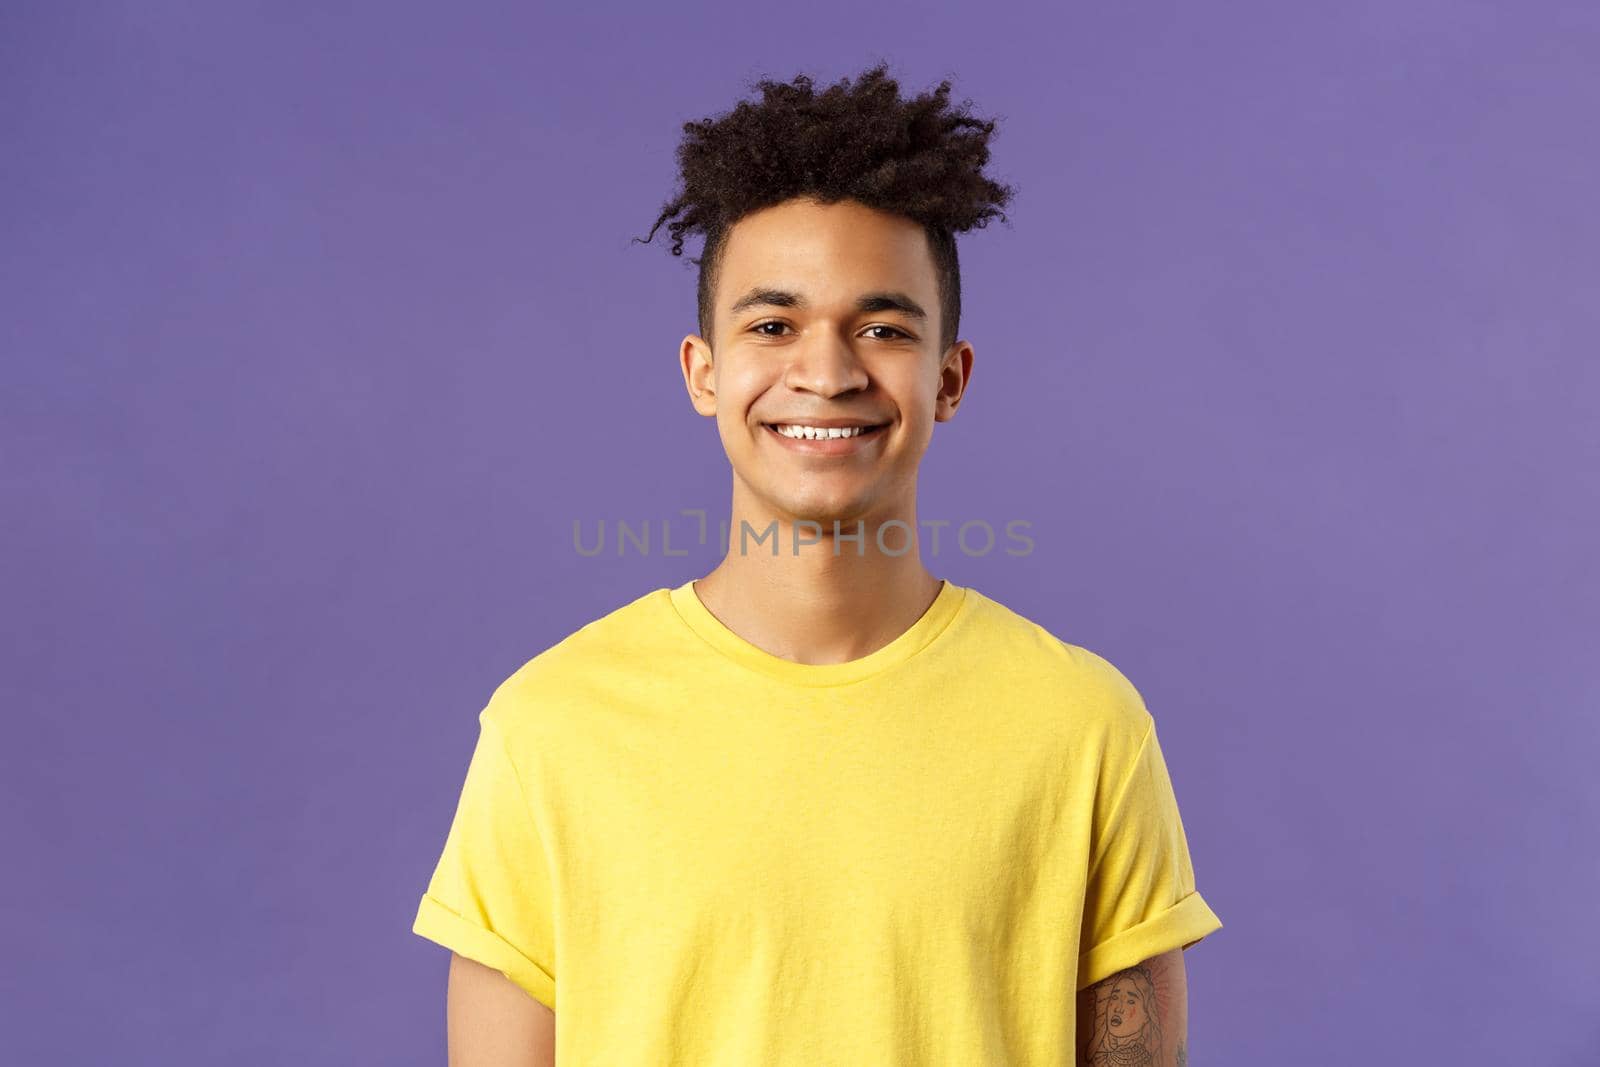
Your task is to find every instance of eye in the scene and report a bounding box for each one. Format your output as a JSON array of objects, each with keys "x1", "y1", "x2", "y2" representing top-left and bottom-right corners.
[{"x1": 749, "y1": 321, "x2": 913, "y2": 340}]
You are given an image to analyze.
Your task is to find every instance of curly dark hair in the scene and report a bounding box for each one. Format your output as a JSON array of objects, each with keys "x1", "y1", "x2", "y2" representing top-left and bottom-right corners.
[{"x1": 633, "y1": 62, "x2": 1017, "y2": 356}]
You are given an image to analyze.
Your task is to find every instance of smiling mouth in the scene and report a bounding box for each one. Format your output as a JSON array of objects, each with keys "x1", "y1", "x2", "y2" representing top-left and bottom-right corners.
[{"x1": 762, "y1": 422, "x2": 889, "y2": 441}]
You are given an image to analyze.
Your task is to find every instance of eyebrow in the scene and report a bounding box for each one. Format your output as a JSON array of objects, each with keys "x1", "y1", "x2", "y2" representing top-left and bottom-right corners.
[{"x1": 728, "y1": 287, "x2": 928, "y2": 321}]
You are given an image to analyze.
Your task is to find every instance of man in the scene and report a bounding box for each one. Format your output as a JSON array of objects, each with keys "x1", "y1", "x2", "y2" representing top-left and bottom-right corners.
[{"x1": 412, "y1": 63, "x2": 1221, "y2": 1066}]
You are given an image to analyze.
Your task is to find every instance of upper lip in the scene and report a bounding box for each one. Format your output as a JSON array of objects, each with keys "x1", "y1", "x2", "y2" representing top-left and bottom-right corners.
[{"x1": 763, "y1": 417, "x2": 887, "y2": 428}]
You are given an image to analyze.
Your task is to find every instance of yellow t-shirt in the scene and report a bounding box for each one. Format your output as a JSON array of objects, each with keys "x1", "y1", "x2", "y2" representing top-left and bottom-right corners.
[{"x1": 412, "y1": 578, "x2": 1222, "y2": 1064}]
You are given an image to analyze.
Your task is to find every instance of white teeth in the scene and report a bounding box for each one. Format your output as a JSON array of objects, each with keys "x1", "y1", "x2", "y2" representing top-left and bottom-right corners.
[{"x1": 772, "y1": 424, "x2": 874, "y2": 440}]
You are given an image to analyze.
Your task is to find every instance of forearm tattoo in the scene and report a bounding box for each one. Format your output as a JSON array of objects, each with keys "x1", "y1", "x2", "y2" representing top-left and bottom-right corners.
[{"x1": 1079, "y1": 959, "x2": 1187, "y2": 1067}]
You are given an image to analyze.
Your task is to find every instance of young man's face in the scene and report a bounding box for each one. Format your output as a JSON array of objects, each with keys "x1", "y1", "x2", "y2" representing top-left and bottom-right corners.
[{"x1": 681, "y1": 196, "x2": 973, "y2": 536}]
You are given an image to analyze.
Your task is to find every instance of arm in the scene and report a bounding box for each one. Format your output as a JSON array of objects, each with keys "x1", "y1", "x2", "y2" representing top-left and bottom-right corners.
[
  {"x1": 1075, "y1": 947, "x2": 1188, "y2": 1067},
  {"x1": 446, "y1": 952, "x2": 556, "y2": 1067}
]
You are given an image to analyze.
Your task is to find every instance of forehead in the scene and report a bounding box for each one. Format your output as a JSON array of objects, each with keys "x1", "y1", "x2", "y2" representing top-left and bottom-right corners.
[{"x1": 717, "y1": 198, "x2": 937, "y2": 311}]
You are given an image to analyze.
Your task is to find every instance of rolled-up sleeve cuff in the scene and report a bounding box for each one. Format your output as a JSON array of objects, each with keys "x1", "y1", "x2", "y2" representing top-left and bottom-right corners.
[
  {"x1": 412, "y1": 894, "x2": 556, "y2": 1011},
  {"x1": 1076, "y1": 890, "x2": 1223, "y2": 991}
]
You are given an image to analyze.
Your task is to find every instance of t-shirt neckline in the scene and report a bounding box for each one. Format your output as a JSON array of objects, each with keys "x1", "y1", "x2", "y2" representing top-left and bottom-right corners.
[{"x1": 666, "y1": 577, "x2": 968, "y2": 688}]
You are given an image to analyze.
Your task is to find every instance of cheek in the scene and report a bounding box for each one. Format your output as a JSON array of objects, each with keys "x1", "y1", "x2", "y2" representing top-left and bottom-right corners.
[
  {"x1": 712, "y1": 369, "x2": 763, "y2": 433},
  {"x1": 718, "y1": 358, "x2": 774, "y2": 402},
  {"x1": 887, "y1": 367, "x2": 941, "y2": 417}
]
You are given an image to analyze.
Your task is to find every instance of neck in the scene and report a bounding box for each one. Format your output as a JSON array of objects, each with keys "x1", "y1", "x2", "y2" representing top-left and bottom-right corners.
[{"x1": 694, "y1": 491, "x2": 943, "y2": 666}]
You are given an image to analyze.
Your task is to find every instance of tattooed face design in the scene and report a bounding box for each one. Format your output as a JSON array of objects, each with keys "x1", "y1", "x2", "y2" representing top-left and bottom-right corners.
[{"x1": 1106, "y1": 977, "x2": 1146, "y2": 1038}]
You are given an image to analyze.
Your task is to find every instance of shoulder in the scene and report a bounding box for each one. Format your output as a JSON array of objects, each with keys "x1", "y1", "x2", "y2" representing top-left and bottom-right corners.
[
  {"x1": 479, "y1": 584, "x2": 677, "y2": 738},
  {"x1": 959, "y1": 585, "x2": 1154, "y2": 743}
]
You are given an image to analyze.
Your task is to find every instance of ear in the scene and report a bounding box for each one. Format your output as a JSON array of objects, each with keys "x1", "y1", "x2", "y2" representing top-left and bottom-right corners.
[
  {"x1": 681, "y1": 334, "x2": 718, "y2": 418},
  {"x1": 933, "y1": 341, "x2": 974, "y2": 422}
]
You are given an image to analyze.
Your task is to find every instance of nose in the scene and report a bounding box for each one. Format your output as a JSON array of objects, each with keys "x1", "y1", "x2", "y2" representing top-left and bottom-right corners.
[{"x1": 781, "y1": 336, "x2": 870, "y2": 398}]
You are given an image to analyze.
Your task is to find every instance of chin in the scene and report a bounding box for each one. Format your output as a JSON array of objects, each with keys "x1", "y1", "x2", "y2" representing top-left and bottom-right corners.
[{"x1": 774, "y1": 494, "x2": 875, "y2": 530}]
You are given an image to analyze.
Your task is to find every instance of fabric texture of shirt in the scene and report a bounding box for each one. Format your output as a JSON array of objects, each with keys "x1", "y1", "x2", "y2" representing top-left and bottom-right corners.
[{"x1": 411, "y1": 578, "x2": 1222, "y2": 1064}]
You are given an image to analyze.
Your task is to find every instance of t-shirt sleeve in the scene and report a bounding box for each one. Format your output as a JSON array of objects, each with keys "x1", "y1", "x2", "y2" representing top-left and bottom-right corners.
[
  {"x1": 1076, "y1": 714, "x2": 1223, "y2": 991},
  {"x1": 411, "y1": 704, "x2": 557, "y2": 1010}
]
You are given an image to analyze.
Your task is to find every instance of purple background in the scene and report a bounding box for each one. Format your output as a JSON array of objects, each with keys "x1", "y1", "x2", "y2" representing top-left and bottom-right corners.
[{"x1": 4, "y1": 3, "x2": 1596, "y2": 1063}]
